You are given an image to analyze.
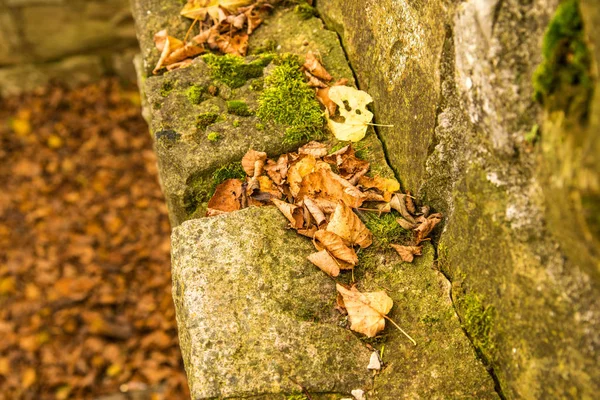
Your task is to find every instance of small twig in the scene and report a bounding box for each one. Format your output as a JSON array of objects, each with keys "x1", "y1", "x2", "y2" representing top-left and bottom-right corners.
[
  {"x1": 184, "y1": 17, "x2": 199, "y2": 42},
  {"x1": 383, "y1": 315, "x2": 416, "y2": 346}
]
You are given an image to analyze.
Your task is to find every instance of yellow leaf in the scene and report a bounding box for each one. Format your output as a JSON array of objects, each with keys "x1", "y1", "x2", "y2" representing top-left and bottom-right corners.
[
  {"x1": 22, "y1": 367, "x2": 37, "y2": 389},
  {"x1": 314, "y1": 230, "x2": 358, "y2": 266},
  {"x1": 336, "y1": 284, "x2": 392, "y2": 338},
  {"x1": 307, "y1": 250, "x2": 340, "y2": 277},
  {"x1": 326, "y1": 86, "x2": 373, "y2": 142}
]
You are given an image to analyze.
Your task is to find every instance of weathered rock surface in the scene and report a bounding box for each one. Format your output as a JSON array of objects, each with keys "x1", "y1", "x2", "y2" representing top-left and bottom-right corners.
[
  {"x1": 171, "y1": 207, "x2": 498, "y2": 399},
  {"x1": 0, "y1": 0, "x2": 137, "y2": 96},
  {"x1": 318, "y1": 0, "x2": 600, "y2": 397}
]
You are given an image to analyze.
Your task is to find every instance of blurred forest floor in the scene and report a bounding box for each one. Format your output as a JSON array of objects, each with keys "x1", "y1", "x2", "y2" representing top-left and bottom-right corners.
[{"x1": 0, "y1": 79, "x2": 189, "y2": 399}]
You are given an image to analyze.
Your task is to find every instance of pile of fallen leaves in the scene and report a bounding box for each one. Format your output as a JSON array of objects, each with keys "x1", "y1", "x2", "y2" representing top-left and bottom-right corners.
[
  {"x1": 0, "y1": 80, "x2": 187, "y2": 399},
  {"x1": 207, "y1": 142, "x2": 442, "y2": 341},
  {"x1": 153, "y1": 0, "x2": 281, "y2": 73}
]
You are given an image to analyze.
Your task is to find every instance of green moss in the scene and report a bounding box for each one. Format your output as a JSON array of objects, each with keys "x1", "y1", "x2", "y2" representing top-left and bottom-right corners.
[
  {"x1": 258, "y1": 54, "x2": 324, "y2": 144},
  {"x1": 525, "y1": 124, "x2": 540, "y2": 144},
  {"x1": 186, "y1": 85, "x2": 207, "y2": 104},
  {"x1": 532, "y1": 0, "x2": 593, "y2": 117},
  {"x1": 255, "y1": 122, "x2": 265, "y2": 131},
  {"x1": 362, "y1": 212, "x2": 411, "y2": 247},
  {"x1": 196, "y1": 112, "x2": 220, "y2": 130},
  {"x1": 294, "y1": 3, "x2": 317, "y2": 19},
  {"x1": 160, "y1": 80, "x2": 175, "y2": 97},
  {"x1": 459, "y1": 293, "x2": 495, "y2": 354},
  {"x1": 211, "y1": 162, "x2": 246, "y2": 189},
  {"x1": 249, "y1": 78, "x2": 264, "y2": 91},
  {"x1": 207, "y1": 132, "x2": 220, "y2": 142},
  {"x1": 252, "y1": 39, "x2": 277, "y2": 54},
  {"x1": 202, "y1": 53, "x2": 274, "y2": 88},
  {"x1": 329, "y1": 141, "x2": 371, "y2": 159},
  {"x1": 227, "y1": 100, "x2": 253, "y2": 116},
  {"x1": 232, "y1": 120, "x2": 241, "y2": 127}
]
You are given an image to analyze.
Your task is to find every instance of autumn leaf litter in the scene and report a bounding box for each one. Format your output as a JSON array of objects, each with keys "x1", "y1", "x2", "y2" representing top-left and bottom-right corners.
[{"x1": 164, "y1": 0, "x2": 444, "y2": 350}]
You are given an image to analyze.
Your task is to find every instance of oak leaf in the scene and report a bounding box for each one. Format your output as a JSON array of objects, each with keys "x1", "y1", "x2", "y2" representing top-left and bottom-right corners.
[
  {"x1": 326, "y1": 202, "x2": 372, "y2": 248},
  {"x1": 390, "y1": 244, "x2": 422, "y2": 263},
  {"x1": 314, "y1": 230, "x2": 358, "y2": 265},
  {"x1": 336, "y1": 284, "x2": 393, "y2": 338},
  {"x1": 326, "y1": 86, "x2": 374, "y2": 142}
]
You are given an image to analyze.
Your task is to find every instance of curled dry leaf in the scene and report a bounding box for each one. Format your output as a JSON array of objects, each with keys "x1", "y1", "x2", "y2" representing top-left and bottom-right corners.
[
  {"x1": 326, "y1": 202, "x2": 372, "y2": 248},
  {"x1": 405, "y1": 192, "x2": 416, "y2": 214},
  {"x1": 314, "y1": 230, "x2": 358, "y2": 266},
  {"x1": 304, "y1": 51, "x2": 332, "y2": 82},
  {"x1": 153, "y1": 31, "x2": 184, "y2": 74},
  {"x1": 390, "y1": 244, "x2": 422, "y2": 263},
  {"x1": 264, "y1": 154, "x2": 289, "y2": 186},
  {"x1": 206, "y1": 178, "x2": 243, "y2": 216},
  {"x1": 303, "y1": 197, "x2": 327, "y2": 227},
  {"x1": 307, "y1": 250, "x2": 340, "y2": 277},
  {"x1": 336, "y1": 284, "x2": 393, "y2": 338},
  {"x1": 298, "y1": 141, "x2": 328, "y2": 158},
  {"x1": 316, "y1": 87, "x2": 337, "y2": 116},
  {"x1": 414, "y1": 213, "x2": 442, "y2": 244},
  {"x1": 216, "y1": 33, "x2": 249, "y2": 56},
  {"x1": 271, "y1": 198, "x2": 304, "y2": 229},
  {"x1": 241, "y1": 149, "x2": 267, "y2": 177},
  {"x1": 326, "y1": 86, "x2": 374, "y2": 142},
  {"x1": 182, "y1": 0, "x2": 254, "y2": 22},
  {"x1": 396, "y1": 217, "x2": 417, "y2": 230},
  {"x1": 338, "y1": 153, "x2": 370, "y2": 185},
  {"x1": 389, "y1": 193, "x2": 415, "y2": 224}
]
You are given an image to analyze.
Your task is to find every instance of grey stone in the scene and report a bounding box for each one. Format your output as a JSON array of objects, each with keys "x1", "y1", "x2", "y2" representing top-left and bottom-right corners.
[{"x1": 171, "y1": 207, "x2": 373, "y2": 399}]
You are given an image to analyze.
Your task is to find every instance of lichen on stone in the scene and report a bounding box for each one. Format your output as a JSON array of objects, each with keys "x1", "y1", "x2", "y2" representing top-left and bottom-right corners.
[
  {"x1": 202, "y1": 53, "x2": 274, "y2": 88},
  {"x1": 227, "y1": 100, "x2": 253, "y2": 116},
  {"x1": 257, "y1": 54, "x2": 324, "y2": 144},
  {"x1": 294, "y1": 3, "x2": 317, "y2": 20},
  {"x1": 532, "y1": 0, "x2": 593, "y2": 117}
]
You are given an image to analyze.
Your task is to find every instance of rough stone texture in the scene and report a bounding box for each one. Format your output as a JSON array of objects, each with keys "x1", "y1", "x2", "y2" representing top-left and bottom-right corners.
[
  {"x1": 0, "y1": 0, "x2": 137, "y2": 96},
  {"x1": 318, "y1": 0, "x2": 600, "y2": 398},
  {"x1": 171, "y1": 207, "x2": 373, "y2": 399}
]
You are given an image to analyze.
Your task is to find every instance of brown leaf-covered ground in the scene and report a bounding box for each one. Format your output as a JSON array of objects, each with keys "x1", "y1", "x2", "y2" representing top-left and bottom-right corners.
[{"x1": 0, "y1": 79, "x2": 189, "y2": 399}]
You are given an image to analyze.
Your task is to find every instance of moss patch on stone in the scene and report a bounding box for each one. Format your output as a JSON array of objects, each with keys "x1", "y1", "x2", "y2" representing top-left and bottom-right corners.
[
  {"x1": 227, "y1": 100, "x2": 253, "y2": 116},
  {"x1": 202, "y1": 53, "x2": 274, "y2": 88},
  {"x1": 363, "y1": 212, "x2": 411, "y2": 247},
  {"x1": 207, "y1": 132, "x2": 220, "y2": 142},
  {"x1": 532, "y1": 0, "x2": 593, "y2": 117},
  {"x1": 160, "y1": 80, "x2": 175, "y2": 97},
  {"x1": 186, "y1": 84, "x2": 207, "y2": 104},
  {"x1": 294, "y1": 3, "x2": 317, "y2": 20},
  {"x1": 258, "y1": 54, "x2": 324, "y2": 144},
  {"x1": 196, "y1": 112, "x2": 220, "y2": 130},
  {"x1": 459, "y1": 293, "x2": 495, "y2": 355}
]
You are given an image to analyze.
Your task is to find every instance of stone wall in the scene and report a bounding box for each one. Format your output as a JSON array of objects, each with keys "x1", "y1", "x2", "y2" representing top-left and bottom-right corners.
[
  {"x1": 317, "y1": 0, "x2": 600, "y2": 398},
  {"x1": 0, "y1": 0, "x2": 137, "y2": 96}
]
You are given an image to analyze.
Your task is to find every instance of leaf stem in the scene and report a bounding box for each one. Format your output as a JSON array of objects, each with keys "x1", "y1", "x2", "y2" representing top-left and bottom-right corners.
[{"x1": 383, "y1": 315, "x2": 417, "y2": 346}]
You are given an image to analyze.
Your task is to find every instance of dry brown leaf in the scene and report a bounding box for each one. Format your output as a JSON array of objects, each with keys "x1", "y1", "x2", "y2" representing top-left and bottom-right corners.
[
  {"x1": 241, "y1": 149, "x2": 267, "y2": 177},
  {"x1": 305, "y1": 71, "x2": 328, "y2": 88},
  {"x1": 389, "y1": 193, "x2": 416, "y2": 223},
  {"x1": 390, "y1": 244, "x2": 422, "y2": 263},
  {"x1": 153, "y1": 31, "x2": 184, "y2": 74},
  {"x1": 206, "y1": 178, "x2": 243, "y2": 216},
  {"x1": 414, "y1": 213, "x2": 442, "y2": 244},
  {"x1": 316, "y1": 87, "x2": 337, "y2": 116},
  {"x1": 304, "y1": 51, "x2": 332, "y2": 82},
  {"x1": 166, "y1": 58, "x2": 194, "y2": 71},
  {"x1": 405, "y1": 192, "x2": 416, "y2": 214},
  {"x1": 396, "y1": 217, "x2": 417, "y2": 230},
  {"x1": 307, "y1": 250, "x2": 340, "y2": 277},
  {"x1": 297, "y1": 225, "x2": 318, "y2": 238},
  {"x1": 326, "y1": 202, "x2": 372, "y2": 248},
  {"x1": 336, "y1": 284, "x2": 393, "y2": 338},
  {"x1": 265, "y1": 154, "x2": 289, "y2": 185},
  {"x1": 287, "y1": 155, "x2": 317, "y2": 197},
  {"x1": 339, "y1": 154, "x2": 370, "y2": 185},
  {"x1": 215, "y1": 33, "x2": 249, "y2": 56},
  {"x1": 297, "y1": 167, "x2": 365, "y2": 209},
  {"x1": 164, "y1": 43, "x2": 205, "y2": 65},
  {"x1": 314, "y1": 230, "x2": 358, "y2": 266},
  {"x1": 298, "y1": 141, "x2": 328, "y2": 158},
  {"x1": 272, "y1": 198, "x2": 304, "y2": 229}
]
